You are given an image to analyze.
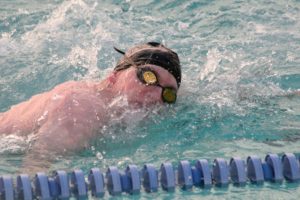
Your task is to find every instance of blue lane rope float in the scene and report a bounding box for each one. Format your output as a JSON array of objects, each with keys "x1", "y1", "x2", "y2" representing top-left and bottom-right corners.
[{"x1": 0, "y1": 153, "x2": 300, "y2": 199}]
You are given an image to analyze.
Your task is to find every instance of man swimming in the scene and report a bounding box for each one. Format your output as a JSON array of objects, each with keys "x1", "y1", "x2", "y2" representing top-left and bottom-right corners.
[{"x1": 0, "y1": 42, "x2": 181, "y2": 171}]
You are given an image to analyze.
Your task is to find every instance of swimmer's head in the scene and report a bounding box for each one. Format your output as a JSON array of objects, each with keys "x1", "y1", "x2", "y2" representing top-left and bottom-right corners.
[
  {"x1": 114, "y1": 42, "x2": 181, "y2": 88},
  {"x1": 110, "y1": 42, "x2": 181, "y2": 105}
]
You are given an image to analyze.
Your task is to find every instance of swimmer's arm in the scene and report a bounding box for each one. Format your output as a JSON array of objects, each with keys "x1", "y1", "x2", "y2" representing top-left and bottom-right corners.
[
  {"x1": 21, "y1": 97, "x2": 106, "y2": 173},
  {"x1": 21, "y1": 121, "x2": 91, "y2": 173},
  {"x1": 21, "y1": 115, "x2": 101, "y2": 173}
]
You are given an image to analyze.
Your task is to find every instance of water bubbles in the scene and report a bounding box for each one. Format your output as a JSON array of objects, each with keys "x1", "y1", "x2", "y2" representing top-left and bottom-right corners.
[
  {"x1": 96, "y1": 152, "x2": 103, "y2": 160},
  {"x1": 0, "y1": 133, "x2": 37, "y2": 154},
  {"x1": 90, "y1": 145, "x2": 95, "y2": 151},
  {"x1": 198, "y1": 48, "x2": 221, "y2": 81},
  {"x1": 117, "y1": 157, "x2": 132, "y2": 166}
]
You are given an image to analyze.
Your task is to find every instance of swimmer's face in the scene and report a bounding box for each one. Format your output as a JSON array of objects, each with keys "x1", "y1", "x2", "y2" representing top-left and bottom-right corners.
[{"x1": 115, "y1": 65, "x2": 178, "y2": 105}]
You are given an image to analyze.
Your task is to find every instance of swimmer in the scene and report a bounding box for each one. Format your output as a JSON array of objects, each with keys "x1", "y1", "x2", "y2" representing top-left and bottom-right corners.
[{"x1": 0, "y1": 42, "x2": 181, "y2": 172}]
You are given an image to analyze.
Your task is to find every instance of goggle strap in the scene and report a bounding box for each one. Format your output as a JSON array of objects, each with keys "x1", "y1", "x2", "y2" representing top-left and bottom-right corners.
[{"x1": 113, "y1": 46, "x2": 125, "y2": 55}]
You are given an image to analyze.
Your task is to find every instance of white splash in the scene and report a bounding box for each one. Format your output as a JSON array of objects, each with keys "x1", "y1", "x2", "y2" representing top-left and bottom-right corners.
[
  {"x1": 198, "y1": 48, "x2": 221, "y2": 81},
  {"x1": 0, "y1": 133, "x2": 37, "y2": 154},
  {"x1": 108, "y1": 96, "x2": 129, "y2": 108},
  {"x1": 67, "y1": 45, "x2": 100, "y2": 79},
  {"x1": 21, "y1": 0, "x2": 90, "y2": 48},
  {"x1": 0, "y1": 30, "x2": 17, "y2": 56}
]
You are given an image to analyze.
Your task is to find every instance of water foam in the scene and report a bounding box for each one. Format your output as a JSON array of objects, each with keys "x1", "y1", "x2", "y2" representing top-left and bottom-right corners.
[
  {"x1": 21, "y1": 0, "x2": 90, "y2": 49},
  {"x1": 0, "y1": 133, "x2": 37, "y2": 154},
  {"x1": 198, "y1": 48, "x2": 221, "y2": 82}
]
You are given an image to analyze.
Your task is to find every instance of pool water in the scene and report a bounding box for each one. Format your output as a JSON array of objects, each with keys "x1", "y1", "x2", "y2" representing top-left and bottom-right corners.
[{"x1": 0, "y1": 0, "x2": 300, "y2": 199}]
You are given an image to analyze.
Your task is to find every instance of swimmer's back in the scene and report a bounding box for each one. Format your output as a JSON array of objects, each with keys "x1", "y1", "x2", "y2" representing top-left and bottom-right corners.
[{"x1": 0, "y1": 81, "x2": 104, "y2": 136}]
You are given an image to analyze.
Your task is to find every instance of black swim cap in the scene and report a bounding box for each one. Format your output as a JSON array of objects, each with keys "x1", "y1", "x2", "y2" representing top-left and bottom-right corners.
[{"x1": 114, "y1": 42, "x2": 182, "y2": 88}]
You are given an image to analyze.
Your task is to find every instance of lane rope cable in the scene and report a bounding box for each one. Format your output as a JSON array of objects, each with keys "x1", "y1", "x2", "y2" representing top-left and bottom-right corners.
[{"x1": 0, "y1": 153, "x2": 299, "y2": 199}]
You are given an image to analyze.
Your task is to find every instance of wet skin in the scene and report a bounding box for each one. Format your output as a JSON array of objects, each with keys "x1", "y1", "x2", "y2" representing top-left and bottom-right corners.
[{"x1": 0, "y1": 65, "x2": 178, "y2": 172}]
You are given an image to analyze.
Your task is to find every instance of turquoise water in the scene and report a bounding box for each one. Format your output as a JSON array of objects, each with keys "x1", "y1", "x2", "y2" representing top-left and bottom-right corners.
[{"x1": 0, "y1": 0, "x2": 300, "y2": 199}]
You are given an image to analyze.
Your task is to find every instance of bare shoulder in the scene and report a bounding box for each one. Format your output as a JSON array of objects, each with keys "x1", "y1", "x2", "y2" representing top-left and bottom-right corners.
[
  {"x1": 0, "y1": 80, "x2": 104, "y2": 135},
  {"x1": 48, "y1": 80, "x2": 108, "y2": 122}
]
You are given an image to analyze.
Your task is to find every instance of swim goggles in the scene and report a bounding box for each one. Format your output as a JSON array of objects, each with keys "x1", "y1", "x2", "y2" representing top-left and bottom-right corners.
[{"x1": 136, "y1": 67, "x2": 177, "y2": 104}]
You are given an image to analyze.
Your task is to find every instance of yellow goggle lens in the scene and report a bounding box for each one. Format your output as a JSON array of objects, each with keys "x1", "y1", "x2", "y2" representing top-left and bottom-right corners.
[
  {"x1": 143, "y1": 71, "x2": 157, "y2": 85},
  {"x1": 162, "y1": 88, "x2": 177, "y2": 103}
]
